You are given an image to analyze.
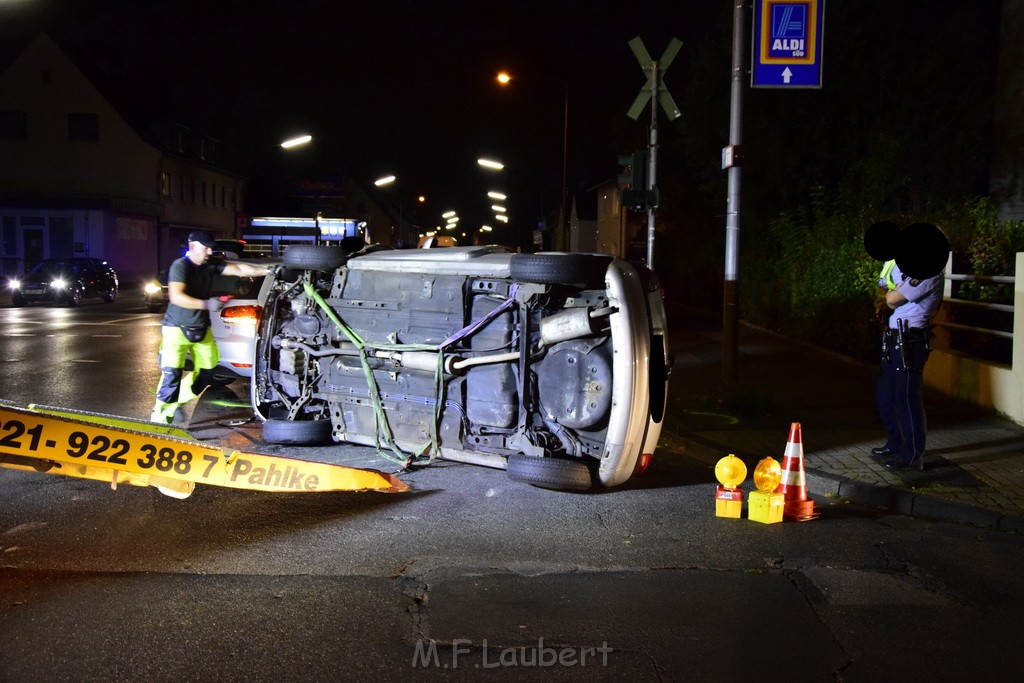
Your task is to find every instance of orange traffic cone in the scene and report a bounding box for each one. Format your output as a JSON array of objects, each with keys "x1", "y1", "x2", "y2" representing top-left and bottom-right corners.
[{"x1": 775, "y1": 422, "x2": 818, "y2": 521}]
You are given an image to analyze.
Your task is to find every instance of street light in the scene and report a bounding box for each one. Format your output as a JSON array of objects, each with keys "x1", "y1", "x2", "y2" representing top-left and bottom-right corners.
[
  {"x1": 374, "y1": 175, "x2": 397, "y2": 187},
  {"x1": 280, "y1": 134, "x2": 312, "y2": 149},
  {"x1": 477, "y1": 158, "x2": 504, "y2": 171}
]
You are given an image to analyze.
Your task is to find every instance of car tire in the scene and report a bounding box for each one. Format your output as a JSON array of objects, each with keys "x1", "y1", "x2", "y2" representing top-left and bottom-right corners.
[
  {"x1": 283, "y1": 245, "x2": 348, "y2": 272},
  {"x1": 103, "y1": 287, "x2": 117, "y2": 303},
  {"x1": 65, "y1": 289, "x2": 82, "y2": 307},
  {"x1": 510, "y1": 253, "x2": 613, "y2": 288},
  {"x1": 262, "y1": 418, "x2": 333, "y2": 445},
  {"x1": 11, "y1": 293, "x2": 26, "y2": 307},
  {"x1": 506, "y1": 454, "x2": 593, "y2": 491}
]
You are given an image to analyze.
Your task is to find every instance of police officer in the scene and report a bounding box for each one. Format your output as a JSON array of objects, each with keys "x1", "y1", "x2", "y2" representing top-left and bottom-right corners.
[
  {"x1": 871, "y1": 261, "x2": 944, "y2": 471},
  {"x1": 150, "y1": 232, "x2": 271, "y2": 424}
]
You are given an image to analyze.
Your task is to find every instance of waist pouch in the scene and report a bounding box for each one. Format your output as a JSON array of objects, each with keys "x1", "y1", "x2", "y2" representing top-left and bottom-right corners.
[{"x1": 180, "y1": 325, "x2": 208, "y2": 343}]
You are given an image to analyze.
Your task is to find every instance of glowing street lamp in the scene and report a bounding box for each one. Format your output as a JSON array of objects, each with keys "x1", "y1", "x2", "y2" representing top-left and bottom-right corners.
[
  {"x1": 374, "y1": 175, "x2": 397, "y2": 187},
  {"x1": 487, "y1": 191, "x2": 507, "y2": 200},
  {"x1": 477, "y1": 158, "x2": 504, "y2": 171},
  {"x1": 280, "y1": 134, "x2": 312, "y2": 149}
]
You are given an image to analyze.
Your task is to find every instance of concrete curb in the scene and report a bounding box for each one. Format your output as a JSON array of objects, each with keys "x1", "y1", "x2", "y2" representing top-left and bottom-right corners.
[
  {"x1": 805, "y1": 469, "x2": 1024, "y2": 534},
  {"x1": 682, "y1": 438, "x2": 1024, "y2": 533}
]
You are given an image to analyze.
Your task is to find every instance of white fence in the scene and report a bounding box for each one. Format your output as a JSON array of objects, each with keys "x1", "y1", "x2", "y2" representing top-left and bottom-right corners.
[{"x1": 925, "y1": 252, "x2": 1024, "y2": 424}]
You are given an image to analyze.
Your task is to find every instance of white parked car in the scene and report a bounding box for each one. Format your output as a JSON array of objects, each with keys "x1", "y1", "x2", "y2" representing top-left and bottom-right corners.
[
  {"x1": 251, "y1": 245, "x2": 669, "y2": 491},
  {"x1": 205, "y1": 262, "x2": 277, "y2": 385}
]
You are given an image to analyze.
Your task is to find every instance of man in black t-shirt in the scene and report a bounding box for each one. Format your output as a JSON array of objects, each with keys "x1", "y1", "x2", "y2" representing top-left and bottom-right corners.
[{"x1": 150, "y1": 231, "x2": 271, "y2": 424}]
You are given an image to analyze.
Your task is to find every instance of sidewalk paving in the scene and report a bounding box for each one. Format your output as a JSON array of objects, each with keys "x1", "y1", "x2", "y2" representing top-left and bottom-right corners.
[{"x1": 666, "y1": 313, "x2": 1024, "y2": 533}]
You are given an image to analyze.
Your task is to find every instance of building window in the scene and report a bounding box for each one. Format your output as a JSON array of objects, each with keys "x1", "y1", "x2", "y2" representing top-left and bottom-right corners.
[
  {"x1": 2, "y1": 217, "x2": 16, "y2": 255},
  {"x1": 191, "y1": 179, "x2": 197, "y2": 204},
  {"x1": 178, "y1": 176, "x2": 185, "y2": 201},
  {"x1": 0, "y1": 111, "x2": 28, "y2": 139},
  {"x1": 68, "y1": 113, "x2": 99, "y2": 141},
  {"x1": 221, "y1": 186, "x2": 226, "y2": 209},
  {"x1": 202, "y1": 182, "x2": 207, "y2": 205},
  {"x1": 160, "y1": 172, "x2": 171, "y2": 197}
]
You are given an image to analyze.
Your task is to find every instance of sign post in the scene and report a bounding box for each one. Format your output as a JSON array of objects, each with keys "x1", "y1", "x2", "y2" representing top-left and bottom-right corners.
[
  {"x1": 721, "y1": 1, "x2": 825, "y2": 396},
  {"x1": 627, "y1": 36, "x2": 682, "y2": 269}
]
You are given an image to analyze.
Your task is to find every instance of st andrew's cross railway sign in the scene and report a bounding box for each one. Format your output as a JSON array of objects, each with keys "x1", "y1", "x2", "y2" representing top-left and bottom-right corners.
[
  {"x1": 751, "y1": 0, "x2": 825, "y2": 88},
  {"x1": 627, "y1": 37, "x2": 683, "y2": 122}
]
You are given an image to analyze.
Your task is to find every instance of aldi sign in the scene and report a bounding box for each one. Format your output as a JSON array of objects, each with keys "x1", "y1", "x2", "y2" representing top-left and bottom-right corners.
[{"x1": 751, "y1": 0, "x2": 824, "y2": 88}]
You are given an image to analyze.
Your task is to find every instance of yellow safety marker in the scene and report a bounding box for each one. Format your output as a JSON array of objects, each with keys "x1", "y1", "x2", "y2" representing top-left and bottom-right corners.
[{"x1": 0, "y1": 404, "x2": 408, "y2": 496}]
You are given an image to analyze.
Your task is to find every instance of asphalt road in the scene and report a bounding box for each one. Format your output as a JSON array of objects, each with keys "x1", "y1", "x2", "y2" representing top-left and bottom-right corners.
[{"x1": 1, "y1": 294, "x2": 1022, "y2": 681}]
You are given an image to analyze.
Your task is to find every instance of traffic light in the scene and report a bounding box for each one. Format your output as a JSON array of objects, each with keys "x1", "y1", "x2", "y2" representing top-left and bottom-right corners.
[
  {"x1": 617, "y1": 150, "x2": 647, "y2": 191},
  {"x1": 617, "y1": 150, "x2": 653, "y2": 210}
]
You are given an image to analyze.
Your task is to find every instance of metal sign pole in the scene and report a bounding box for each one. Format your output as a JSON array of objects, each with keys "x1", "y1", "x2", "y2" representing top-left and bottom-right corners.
[
  {"x1": 627, "y1": 37, "x2": 682, "y2": 270},
  {"x1": 722, "y1": 0, "x2": 746, "y2": 395},
  {"x1": 646, "y1": 61, "x2": 659, "y2": 268}
]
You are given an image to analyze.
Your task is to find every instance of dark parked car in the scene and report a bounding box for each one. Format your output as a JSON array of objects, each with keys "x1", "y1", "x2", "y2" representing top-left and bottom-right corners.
[{"x1": 7, "y1": 258, "x2": 118, "y2": 306}]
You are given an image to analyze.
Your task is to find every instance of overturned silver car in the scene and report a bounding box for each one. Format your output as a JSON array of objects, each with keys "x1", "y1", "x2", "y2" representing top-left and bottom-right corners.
[{"x1": 252, "y1": 245, "x2": 669, "y2": 490}]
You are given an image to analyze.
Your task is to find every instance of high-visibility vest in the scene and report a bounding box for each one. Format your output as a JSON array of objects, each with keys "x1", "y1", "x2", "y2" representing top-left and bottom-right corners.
[{"x1": 879, "y1": 260, "x2": 897, "y2": 291}]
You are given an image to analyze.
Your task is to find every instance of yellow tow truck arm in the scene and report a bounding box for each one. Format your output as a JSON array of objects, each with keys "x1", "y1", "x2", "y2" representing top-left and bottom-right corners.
[{"x1": 0, "y1": 403, "x2": 407, "y2": 498}]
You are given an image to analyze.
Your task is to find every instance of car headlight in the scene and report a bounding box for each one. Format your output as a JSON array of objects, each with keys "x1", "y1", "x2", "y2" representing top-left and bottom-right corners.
[
  {"x1": 7, "y1": 279, "x2": 20, "y2": 290},
  {"x1": 144, "y1": 281, "x2": 162, "y2": 295},
  {"x1": 50, "y1": 278, "x2": 68, "y2": 290}
]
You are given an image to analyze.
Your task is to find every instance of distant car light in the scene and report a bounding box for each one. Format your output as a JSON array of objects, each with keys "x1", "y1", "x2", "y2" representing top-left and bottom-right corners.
[
  {"x1": 51, "y1": 278, "x2": 67, "y2": 290},
  {"x1": 144, "y1": 281, "x2": 162, "y2": 295},
  {"x1": 8, "y1": 279, "x2": 20, "y2": 289}
]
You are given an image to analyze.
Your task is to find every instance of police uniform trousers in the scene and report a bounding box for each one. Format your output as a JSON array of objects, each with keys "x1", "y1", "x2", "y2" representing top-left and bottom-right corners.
[{"x1": 875, "y1": 331, "x2": 930, "y2": 466}]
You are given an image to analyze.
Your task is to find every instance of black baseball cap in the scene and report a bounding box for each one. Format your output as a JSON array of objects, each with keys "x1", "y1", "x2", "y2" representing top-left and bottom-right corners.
[{"x1": 187, "y1": 231, "x2": 216, "y2": 247}]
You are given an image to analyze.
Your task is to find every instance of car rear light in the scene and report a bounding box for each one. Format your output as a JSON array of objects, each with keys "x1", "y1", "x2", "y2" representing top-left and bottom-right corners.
[
  {"x1": 220, "y1": 304, "x2": 261, "y2": 324},
  {"x1": 636, "y1": 452, "x2": 653, "y2": 474}
]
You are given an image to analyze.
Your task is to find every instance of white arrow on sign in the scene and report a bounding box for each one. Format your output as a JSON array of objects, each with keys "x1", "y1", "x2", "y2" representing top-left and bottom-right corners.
[{"x1": 782, "y1": 67, "x2": 793, "y2": 84}]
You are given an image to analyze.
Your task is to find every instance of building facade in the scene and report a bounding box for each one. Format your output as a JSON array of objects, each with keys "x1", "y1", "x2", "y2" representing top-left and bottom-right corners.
[{"x1": 0, "y1": 33, "x2": 244, "y2": 284}]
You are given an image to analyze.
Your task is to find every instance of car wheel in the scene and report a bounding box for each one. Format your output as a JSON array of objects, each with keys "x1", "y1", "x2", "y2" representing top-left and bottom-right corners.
[
  {"x1": 103, "y1": 286, "x2": 117, "y2": 303},
  {"x1": 11, "y1": 293, "x2": 26, "y2": 307},
  {"x1": 262, "y1": 418, "x2": 333, "y2": 445},
  {"x1": 510, "y1": 253, "x2": 613, "y2": 288},
  {"x1": 65, "y1": 289, "x2": 82, "y2": 307},
  {"x1": 282, "y1": 245, "x2": 348, "y2": 272},
  {"x1": 506, "y1": 454, "x2": 593, "y2": 491}
]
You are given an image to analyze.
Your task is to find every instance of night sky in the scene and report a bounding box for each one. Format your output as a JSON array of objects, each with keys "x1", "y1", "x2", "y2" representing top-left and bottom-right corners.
[
  {"x1": 0, "y1": 1, "x2": 1007, "y2": 243},
  {"x1": 1, "y1": 0, "x2": 719, "y2": 235}
]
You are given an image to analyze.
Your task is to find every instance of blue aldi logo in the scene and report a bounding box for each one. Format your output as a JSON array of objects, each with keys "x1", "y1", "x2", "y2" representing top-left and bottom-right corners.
[
  {"x1": 752, "y1": 0, "x2": 824, "y2": 88},
  {"x1": 768, "y1": 3, "x2": 809, "y2": 58}
]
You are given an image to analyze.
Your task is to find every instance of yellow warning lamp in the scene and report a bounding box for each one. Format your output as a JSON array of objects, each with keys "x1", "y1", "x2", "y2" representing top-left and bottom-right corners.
[
  {"x1": 714, "y1": 454, "x2": 747, "y2": 489},
  {"x1": 753, "y1": 456, "x2": 783, "y2": 494}
]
